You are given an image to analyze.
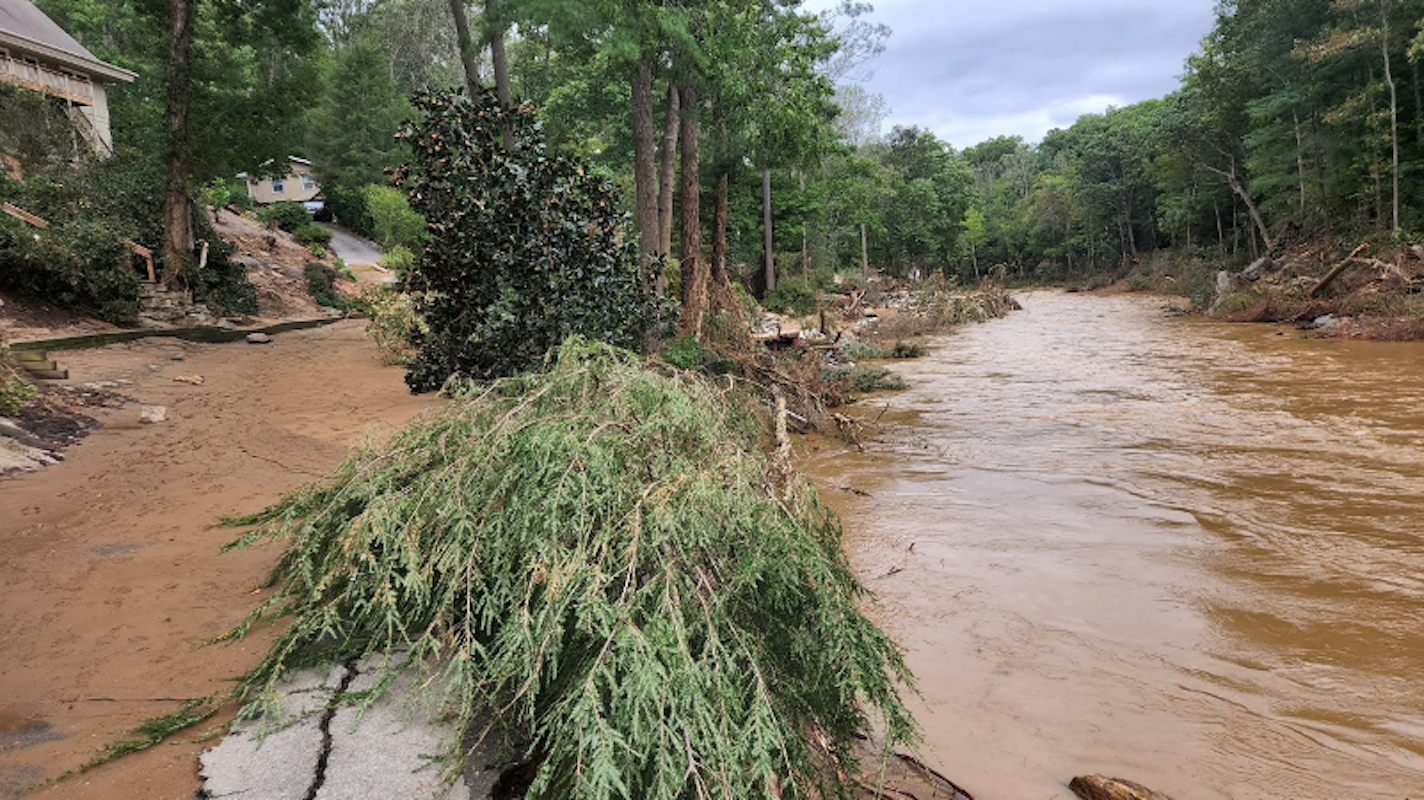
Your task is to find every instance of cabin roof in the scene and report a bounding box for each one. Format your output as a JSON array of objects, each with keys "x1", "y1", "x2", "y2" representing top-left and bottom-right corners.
[{"x1": 0, "y1": 0, "x2": 135, "y2": 83}]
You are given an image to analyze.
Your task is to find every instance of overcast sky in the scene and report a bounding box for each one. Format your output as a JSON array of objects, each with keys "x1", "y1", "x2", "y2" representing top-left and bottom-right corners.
[{"x1": 805, "y1": 0, "x2": 1218, "y2": 149}]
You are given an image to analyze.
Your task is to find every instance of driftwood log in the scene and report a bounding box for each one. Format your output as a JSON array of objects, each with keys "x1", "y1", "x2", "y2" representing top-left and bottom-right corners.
[
  {"x1": 1069, "y1": 774, "x2": 1176, "y2": 800},
  {"x1": 1310, "y1": 243, "x2": 1370, "y2": 298}
]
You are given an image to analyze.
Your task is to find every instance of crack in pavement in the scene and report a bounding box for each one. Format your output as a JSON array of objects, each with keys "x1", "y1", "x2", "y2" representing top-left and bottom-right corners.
[{"x1": 302, "y1": 660, "x2": 358, "y2": 800}]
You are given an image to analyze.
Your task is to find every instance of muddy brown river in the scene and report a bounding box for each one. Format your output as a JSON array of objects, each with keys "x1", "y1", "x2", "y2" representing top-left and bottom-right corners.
[{"x1": 802, "y1": 290, "x2": 1424, "y2": 800}]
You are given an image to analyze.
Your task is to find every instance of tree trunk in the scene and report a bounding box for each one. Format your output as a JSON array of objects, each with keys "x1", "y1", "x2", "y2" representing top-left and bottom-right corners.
[
  {"x1": 762, "y1": 167, "x2": 774, "y2": 295},
  {"x1": 860, "y1": 222, "x2": 869, "y2": 274},
  {"x1": 657, "y1": 86, "x2": 679, "y2": 257},
  {"x1": 1293, "y1": 108, "x2": 1307, "y2": 220},
  {"x1": 1214, "y1": 202, "x2": 1225, "y2": 258},
  {"x1": 798, "y1": 171, "x2": 808, "y2": 275},
  {"x1": 160, "y1": 0, "x2": 195, "y2": 288},
  {"x1": 486, "y1": 0, "x2": 510, "y2": 107},
  {"x1": 1380, "y1": 1, "x2": 1400, "y2": 234},
  {"x1": 484, "y1": 0, "x2": 513, "y2": 150},
  {"x1": 448, "y1": 0, "x2": 481, "y2": 97},
  {"x1": 1207, "y1": 160, "x2": 1272, "y2": 251},
  {"x1": 712, "y1": 170, "x2": 728, "y2": 286},
  {"x1": 677, "y1": 85, "x2": 706, "y2": 337},
  {"x1": 1411, "y1": 59, "x2": 1423, "y2": 145},
  {"x1": 631, "y1": 60, "x2": 660, "y2": 290}
]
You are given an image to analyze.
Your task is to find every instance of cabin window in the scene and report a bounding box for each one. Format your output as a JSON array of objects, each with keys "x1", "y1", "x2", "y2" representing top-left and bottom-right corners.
[
  {"x1": 271, "y1": 178, "x2": 285, "y2": 193},
  {"x1": 300, "y1": 174, "x2": 316, "y2": 191}
]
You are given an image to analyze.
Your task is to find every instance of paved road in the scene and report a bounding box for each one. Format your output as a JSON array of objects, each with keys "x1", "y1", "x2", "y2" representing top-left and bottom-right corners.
[
  {"x1": 318, "y1": 223, "x2": 396, "y2": 285},
  {"x1": 319, "y1": 223, "x2": 384, "y2": 267}
]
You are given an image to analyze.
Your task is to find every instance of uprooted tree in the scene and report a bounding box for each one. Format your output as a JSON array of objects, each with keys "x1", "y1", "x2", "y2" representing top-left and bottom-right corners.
[
  {"x1": 395, "y1": 88, "x2": 659, "y2": 392},
  {"x1": 226, "y1": 338, "x2": 919, "y2": 798}
]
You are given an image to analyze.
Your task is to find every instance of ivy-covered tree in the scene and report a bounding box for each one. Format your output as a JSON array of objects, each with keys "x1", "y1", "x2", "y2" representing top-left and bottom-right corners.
[{"x1": 396, "y1": 88, "x2": 658, "y2": 391}]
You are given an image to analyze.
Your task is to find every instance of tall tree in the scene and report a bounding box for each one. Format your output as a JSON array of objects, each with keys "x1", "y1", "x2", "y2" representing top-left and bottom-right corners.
[
  {"x1": 449, "y1": 0, "x2": 482, "y2": 96},
  {"x1": 160, "y1": 0, "x2": 194, "y2": 286}
]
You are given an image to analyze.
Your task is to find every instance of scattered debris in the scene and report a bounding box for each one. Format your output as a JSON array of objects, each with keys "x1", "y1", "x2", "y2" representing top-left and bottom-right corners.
[
  {"x1": 246, "y1": 332, "x2": 272, "y2": 345},
  {"x1": 139, "y1": 405, "x2": 168, "y2": 424},
  {"x1": 173, "y1": 375, "x2": 205, "y2": 385},
  {"x1": 1069, "y1": 774, "x2": 1176, "y2": 800}
]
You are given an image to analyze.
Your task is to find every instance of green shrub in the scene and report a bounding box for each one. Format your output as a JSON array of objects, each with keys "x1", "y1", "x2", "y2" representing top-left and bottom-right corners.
[
  {"x1": 201, "y1": 177, "x2": 233, "y2": 211},
  {"x1": 358, "y1": 286, "x2": 427, "y2": 365},
  {"x1": 824, "y1": 364, "x2": 907, "y2": 394},
  {"x1": 0, "y1": 371, "x2": 35, "y2": 416},
  {"x1": 229, "y1": 189, "x2": 255, "y2": 211},
  {"x1": 378, "y1": 243, "x2": 416, "y2": 273},
  {"x1": 225, "y1": 339, "x2": 916, "y2": 798},
  {"x1": 363, "y1": 184, "x2": 426, "y2": 253},
  {"x1": 259, "y1": 200, "x2": 311, "y2": 233},
  {"x1": 1, "y1": 152, "x2": 257, "y2": 318},
  {"x1": 838, "y1": 338, "x2": 886, "y2": 361},
  {"x1": 663, "y1": 333, "x2": 703, "y2": 369},
  {"x1": 0, "y1": 215, "x2": 139, "y2": 323},
  {"x1": 306, "y1": 242, "x2": 327, "y2": 258},
  {"x1": 293, "y1": 223, "x2": 333, "y2": 245},
  {"x1": 189, "y1": 210, "x2": 258, "y2": 315},
  {"x1": 0, "y1": 82, "x2": 85, "y2": 173},
  {"x1": 763, "y1": 274, "x2": 823, "y2": 316},
  {"x1": 333, "y1": 258, "x2": 355, "y2": 281},
  {"x1": 396, "y1": 88, "x2": 657, "y2": 390},
  {"x1": 0, "y1": 341, "x2": 36, "y2": 416},
  {"x1": 303, "y1": 263, "x2": 347, "y2": 310},
  {"x1": 890, "y1": 340, "x2": 926, "y2": 358},
  {"x1": 324, "y1": 182, "x2": 374, "y2": 238}
]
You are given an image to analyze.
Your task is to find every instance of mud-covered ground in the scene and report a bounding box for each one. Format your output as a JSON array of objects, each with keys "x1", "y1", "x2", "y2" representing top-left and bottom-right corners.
[{"x1": 0, "y1": 322, "x2": 440, "y2": 799}]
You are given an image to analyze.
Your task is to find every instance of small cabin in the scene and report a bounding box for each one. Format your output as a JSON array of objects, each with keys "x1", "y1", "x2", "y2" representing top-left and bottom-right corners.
[
  {"x1": 239, "y1": 156, "x2": 322, "y2": 206},
  {"x1": 0, "y1": 0, "x2": 136, "y2": 156}
]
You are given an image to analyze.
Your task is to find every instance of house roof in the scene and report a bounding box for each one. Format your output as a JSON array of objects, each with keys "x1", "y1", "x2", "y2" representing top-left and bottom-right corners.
[
  {"x1": 0, "y1": 0, "x2": 135, "y2": 83},
  {"x1": 236, "y1": 156, "x2": 316, "y2": 179}
]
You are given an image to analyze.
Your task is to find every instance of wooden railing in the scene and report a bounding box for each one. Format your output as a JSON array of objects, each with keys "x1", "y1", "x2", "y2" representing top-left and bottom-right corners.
[{"x1": 0, "y1": 55, "x2": 93, "y2": 105}]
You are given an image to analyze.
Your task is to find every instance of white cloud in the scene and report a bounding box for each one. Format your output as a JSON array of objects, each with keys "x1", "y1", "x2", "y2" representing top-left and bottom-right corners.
[{"x1": 806, "y1": 0, "x2": 1216, "y2": 147}]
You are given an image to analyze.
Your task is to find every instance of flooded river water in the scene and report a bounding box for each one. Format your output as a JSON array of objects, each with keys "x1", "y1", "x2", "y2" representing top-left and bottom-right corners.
[{"x1": 801, "y1": 291, "x2": 1424, "y2": 799}]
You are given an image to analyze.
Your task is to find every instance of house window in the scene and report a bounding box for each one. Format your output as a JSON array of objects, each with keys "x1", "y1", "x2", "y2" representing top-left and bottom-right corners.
[
  {"x1": 300, "y1": 174, "x2": 316, "y2": 191},
  {"x1": 271, "y1": 178, "x2": 284, "y2": 193}
]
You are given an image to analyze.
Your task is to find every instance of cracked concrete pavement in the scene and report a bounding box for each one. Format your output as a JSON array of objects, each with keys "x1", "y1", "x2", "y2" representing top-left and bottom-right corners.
[{"x1": 199, "y1": 657, "x2": 477, "y2": 800}]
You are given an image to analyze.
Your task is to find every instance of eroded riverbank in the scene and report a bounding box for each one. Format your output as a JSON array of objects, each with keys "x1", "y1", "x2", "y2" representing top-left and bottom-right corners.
[{"x1": 803, "y1": 290, "x2": 1424, "y2": 799}]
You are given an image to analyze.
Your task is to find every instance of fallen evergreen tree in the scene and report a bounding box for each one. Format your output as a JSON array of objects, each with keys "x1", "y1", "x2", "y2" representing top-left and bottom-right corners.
[{"x1": 226, "y1": 338, "x2": 917, "y2": 799}]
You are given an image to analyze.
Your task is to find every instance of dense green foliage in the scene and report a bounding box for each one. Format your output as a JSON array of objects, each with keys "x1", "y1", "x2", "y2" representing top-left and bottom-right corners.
[
  {"x1": 227, "y1": 339, "x2": 917, "y2": 799},
  {"x1": 33, "y1": 0, "x2": 321, "y2": 183},
  {"x1": 0, "y1": 148, "x2": 258, "y2": 317},
  {"x1": 258, "y1": 201, "x2": 312, "y2": 233},
  {"x1": 396, "y1": 88, "x2": 657, "y2": 390},
  {"x1": 796, "y1": 0, "x2": 1424, "y2": 289},
  {"x1": 0, "y1": 215, "x2": 139, "y2": 322},
  {"x1": 362, "y1": 184, "x2": 426, "y2": 253},
  {"x1": 302, "y1": 263, "x2": 347, "y2": 309},
  {"x1": 0, "y1": 82, "x2": 88, "y2": 172}
]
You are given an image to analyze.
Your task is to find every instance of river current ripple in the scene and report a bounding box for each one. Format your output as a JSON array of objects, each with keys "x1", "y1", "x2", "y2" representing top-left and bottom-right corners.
[{"x1": 802, "y1": 290, "x2": 1424, "y2": 800}]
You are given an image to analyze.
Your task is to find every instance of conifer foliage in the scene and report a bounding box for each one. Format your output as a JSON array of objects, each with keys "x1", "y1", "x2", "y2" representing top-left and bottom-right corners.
[
  {"x1": 227, "y1": 339, "x2": 917, "y2": 799},
  {"x1": 396, "y1": 89, "x2": 657, "y2": 392}
]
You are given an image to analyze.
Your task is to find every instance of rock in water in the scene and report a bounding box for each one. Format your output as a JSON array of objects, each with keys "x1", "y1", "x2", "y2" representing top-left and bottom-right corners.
[
  {"x1": 246, "y1": 332, "x2": 272, "y2": 344},
  {"x1": 1069, "y1": 774, "x2": 1175, "y2": 800}
]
